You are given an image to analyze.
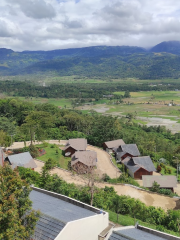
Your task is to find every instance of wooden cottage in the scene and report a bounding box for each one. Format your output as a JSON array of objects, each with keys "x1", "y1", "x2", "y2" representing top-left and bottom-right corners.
[
  {"x1": 64, "y1": 138, "x2": 87, "y2": 157},
  {"x1": 71, "y1": 151, "x2": 97, "y2": 174},
  {"x1": 142, "y1": 175, "x2": 177, "y2": 193},
  {"x1": 103, "y1": 139, "x2": 125, "y2": 151},
  {"x1": 5, "y1": 152, "x2": 37, "y2": 170},
  {"x1": 115, "y1": 144, "x2": 140, "y2": 163},
  {"x1": 123, "y1": 156, "x2": 156, "y2": 179}
]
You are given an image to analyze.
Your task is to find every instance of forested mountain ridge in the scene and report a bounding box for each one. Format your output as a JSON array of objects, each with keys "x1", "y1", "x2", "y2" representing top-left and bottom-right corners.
[
  {"x1": 1, "y1": 42, "x2": 180, "y2": 79},
  {"x1": 150, "y1": 41, "x2": 180, "y2": 55}
]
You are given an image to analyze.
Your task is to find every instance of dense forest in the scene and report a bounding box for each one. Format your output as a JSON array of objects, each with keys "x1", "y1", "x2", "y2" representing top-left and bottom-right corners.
[
  {"x1": 1, "y1": 42, "x2": 180, "y2": 79},
  {"x1": 0, "y1": 98, "x2": 180, "y2": 166},
  {"x1": 0, "y1": 80, "x2": 179, "y2": 99}
]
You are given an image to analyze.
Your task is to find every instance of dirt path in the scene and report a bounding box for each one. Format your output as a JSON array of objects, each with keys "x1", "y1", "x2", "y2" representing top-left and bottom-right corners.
[
  {"x1": 87, "y1": 145, "x2": 120, "y2": 179},
  {"x1": 34, "y1": 160, "x2": 178, "y2": 210},
  {"x1": 10, "y1": 140, "x2": 68, "y2": 149}
]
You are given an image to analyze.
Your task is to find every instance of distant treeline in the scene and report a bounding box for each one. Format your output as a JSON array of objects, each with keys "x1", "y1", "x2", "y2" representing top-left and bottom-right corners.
[{"x1": 0, "y1": 80, "x2": 179, "y2": 99}]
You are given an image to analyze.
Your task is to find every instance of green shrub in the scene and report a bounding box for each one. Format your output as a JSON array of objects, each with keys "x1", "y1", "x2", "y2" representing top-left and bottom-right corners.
[
  {"x1": 103, "y1": 174, "x2": 111, "y2": 182},
  {"x1": 157, "y1": 165, "x2": 162, "y2": 173}
]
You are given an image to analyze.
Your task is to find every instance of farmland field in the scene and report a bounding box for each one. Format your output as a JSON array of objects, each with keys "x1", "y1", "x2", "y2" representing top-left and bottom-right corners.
[{"x1": 16, "y1": 97, "x2": 72, "y2": 108}]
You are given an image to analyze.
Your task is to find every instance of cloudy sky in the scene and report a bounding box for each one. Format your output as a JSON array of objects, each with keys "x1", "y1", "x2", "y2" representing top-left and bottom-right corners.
[{"x1": 1, "y1": 0, "x2": 180, "y2": 51}]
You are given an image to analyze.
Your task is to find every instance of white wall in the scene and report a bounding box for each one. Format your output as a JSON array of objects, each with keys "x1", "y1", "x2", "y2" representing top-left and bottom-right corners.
[{"x1": 55, "y1": 212, "x2": 109, "y2": 240}]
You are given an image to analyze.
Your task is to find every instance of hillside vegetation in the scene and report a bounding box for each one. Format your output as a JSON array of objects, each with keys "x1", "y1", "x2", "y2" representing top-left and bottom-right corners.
[{"x1": 1, "y1": 41, "x2": 180, "y2": 79}]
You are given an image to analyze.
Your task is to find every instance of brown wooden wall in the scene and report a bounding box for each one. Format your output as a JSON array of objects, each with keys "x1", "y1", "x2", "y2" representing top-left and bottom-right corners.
[
  {"x1": 72, "y1": 162, "x2": 93, "y2": 174},
  {"x1": 121, "y1": 153, "x2": 133, "y2": 161},
  {"x1": 64, "y1": 147, "x2": 76, "y2": 157},
  {"x1": 103, "y1": 143, "x2": 108, "y2": 150},
  {"x1": 134, "y1": 168, "x2": 153, "y2": 180}
]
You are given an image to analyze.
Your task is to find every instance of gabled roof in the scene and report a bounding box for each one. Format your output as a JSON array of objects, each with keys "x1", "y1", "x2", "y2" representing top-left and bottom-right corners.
[
  {"x1": 132, "y1": 156, "x2": 156, "y2": 172},
  {"x1": 120, "y1": 144, "x2": 140, "y2": 157},
  {"x1": 123, "y1": 156, "x2": 156, "y2": 173},
  {"x1": 64, "y1": 138, "x2": 87, "y2": 151},
  {"x1": 7, "y1": 152, "x2": 37, "y2": 169},
  {"x1": 104, "y1": 139, "x2": 125, "y2": 149},
  {"x1": 0, "y1": 147, "x2": 5, "y2": 166},
  {"x1": 116, "y1": 151, "x2": 126, "y2": 160},
  {"x1": 123, "y1": 157, "x2": 141, "y2": 173},
  {"x1": 142, "y1": 175, "x2": 177, "y2": 188},
  {"x1": 71, "y1": 151, "x2": 97, "y2": 167}
]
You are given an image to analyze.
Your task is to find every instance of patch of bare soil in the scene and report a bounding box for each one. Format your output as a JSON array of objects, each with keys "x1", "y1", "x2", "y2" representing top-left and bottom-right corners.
[
  {"x1": 87, "y1": 145, "x2": 120, "y2": 179},
  {"x1": 138, "y1": 117, "x2": 180, "y2": 133},
  {"x1": 34, "y1": 160, "x2": 178, "y2": 210}
]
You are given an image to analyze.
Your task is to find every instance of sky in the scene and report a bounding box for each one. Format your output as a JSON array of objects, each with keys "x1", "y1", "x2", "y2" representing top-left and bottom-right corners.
[{"x1": 1, "y1": 0, "x2": 180, "y2": 51}]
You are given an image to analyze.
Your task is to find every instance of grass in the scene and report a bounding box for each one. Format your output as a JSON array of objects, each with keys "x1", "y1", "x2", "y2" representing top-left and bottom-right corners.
[
  {"x1": 36, "y1": 143, "x2": 71, "y2": 170},
  {"x1": 108, "y1": 210, "x2": 180, "y2": 237},
  {"x1": 18, "y1": 97, "x2": 72, "y2": 108},
  {"x1": 156, "y1": 163, "x2": 180, "y2": 181}
]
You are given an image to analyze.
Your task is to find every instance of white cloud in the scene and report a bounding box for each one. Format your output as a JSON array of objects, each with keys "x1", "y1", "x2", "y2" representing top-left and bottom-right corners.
[{"x1": 0, "y1": 0, "x2": 180, "y2": 50}]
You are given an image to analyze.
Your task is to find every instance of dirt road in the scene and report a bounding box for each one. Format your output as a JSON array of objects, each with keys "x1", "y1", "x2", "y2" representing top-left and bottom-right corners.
[
  {"x1": 87, "y1": 145, "x2": 120, "y2": 179},
  {"x1": 35, "y1": 160, "x2": 179, "y2": 210}
]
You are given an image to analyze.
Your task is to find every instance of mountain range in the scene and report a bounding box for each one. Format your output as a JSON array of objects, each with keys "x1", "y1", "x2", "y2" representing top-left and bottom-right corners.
[{"x1": 1, "y1": 41, "x2": 180, "y2": 79}]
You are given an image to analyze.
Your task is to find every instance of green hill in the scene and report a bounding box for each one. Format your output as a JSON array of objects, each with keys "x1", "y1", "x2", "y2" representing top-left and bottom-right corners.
[{"x1": 0, "y1": 43, "x2": 180, "y2": 79}]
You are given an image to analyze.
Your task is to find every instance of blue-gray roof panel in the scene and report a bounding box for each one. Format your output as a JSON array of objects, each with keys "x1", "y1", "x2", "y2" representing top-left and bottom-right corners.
[
  {"x1": 108, "y1": 227, "x2": 167, "y2": 240},
  {"x1": 30, "y1": 190, "x2": 97, "y2": 223},
  {"x1": 33, "y1": 214, "x2": 65, "y2": 240}
]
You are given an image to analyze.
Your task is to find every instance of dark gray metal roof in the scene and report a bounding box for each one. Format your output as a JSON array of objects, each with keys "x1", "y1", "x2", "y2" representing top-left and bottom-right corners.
[
  {"x1": 108, "y1": 227, "x2": 167, "y2": 240},
  {"x1": 132, "y1": 156, "x2": 156, "y2": 172},
  {"x1": 123, "y1": 158, "x2": 140, "y2": 173},
  {"x1": 116, "y1": 152, "x2": 126, "y2": 160},
  {"x1": 143, "y1": 175, "x2": 177, "y2": 188},
  {"x1": 33, "y1": 214, "x2": 65, "y2": 240},
  {"x1": 7, "y1": 152, "x2": 37, "y2": 169},
  {"x1": 121, "y1": 144, "x2": 140, "y2": 157},
  {"x1": 30, "y1": 189, "x2": 97, "y2": 223},
  {"x1": 123, "y1": 156, "x2": 156, "y2": 173}
]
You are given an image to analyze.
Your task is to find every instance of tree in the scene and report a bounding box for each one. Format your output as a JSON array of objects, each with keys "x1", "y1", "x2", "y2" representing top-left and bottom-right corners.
[
  {"x1": 111, "y1": 195, "x2": 122, "y2": 222},
  {"x1": 0, "y1": 130, "x2": 11, "y2": 147},
  {"x1": 124, "y1": 90, "x2": 131, "y2": 98},
  {"x1": 151, "y1": 181, "x2": 160, "y2": 192},
  {"x1": 21, "y1": 111, "x2": 54, "y2": 144},
  {"x1": 0, "y1": 163, "x2": 40, "y2": 240},
  {"x1": 44, "y1": 158, "x2": 57, "y2": 170}
]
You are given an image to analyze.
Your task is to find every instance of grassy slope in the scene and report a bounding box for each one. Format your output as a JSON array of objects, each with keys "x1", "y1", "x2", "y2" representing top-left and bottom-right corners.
[{"x1": 37, "y1": 144, "x2": 71, "y2": 169}]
